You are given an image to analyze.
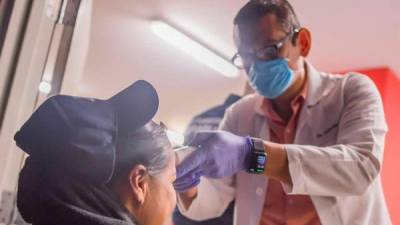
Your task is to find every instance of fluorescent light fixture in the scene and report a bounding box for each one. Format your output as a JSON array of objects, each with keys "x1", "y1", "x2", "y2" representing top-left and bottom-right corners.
[
  {"x1": 151, "y1": 20, "x2": 239, "y2": 78},
  {"x1": 38, "y1": 81, "x2": 52, "y2": 94}
]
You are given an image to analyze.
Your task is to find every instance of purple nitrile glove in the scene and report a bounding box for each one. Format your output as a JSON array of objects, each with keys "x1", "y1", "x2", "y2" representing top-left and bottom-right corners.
[{"x1": 173, "y1": 131, "x2": 252, "y2": 192}]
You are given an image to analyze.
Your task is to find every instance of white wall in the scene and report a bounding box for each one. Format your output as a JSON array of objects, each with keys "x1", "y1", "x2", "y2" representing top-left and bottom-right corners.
[{"x1": 62, "y1": 0, "x2": 93, "y2": 96}]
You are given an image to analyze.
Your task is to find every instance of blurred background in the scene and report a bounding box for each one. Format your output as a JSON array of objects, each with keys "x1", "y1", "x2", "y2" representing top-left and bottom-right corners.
[{"x1": 0, "y1": 0, "x2": 399, "y2": 224}]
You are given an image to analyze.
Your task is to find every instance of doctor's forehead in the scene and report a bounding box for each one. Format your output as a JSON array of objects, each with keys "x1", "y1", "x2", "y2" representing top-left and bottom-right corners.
[{"x1": 233, "y1": 14, "x2": 287, "y2": 51}]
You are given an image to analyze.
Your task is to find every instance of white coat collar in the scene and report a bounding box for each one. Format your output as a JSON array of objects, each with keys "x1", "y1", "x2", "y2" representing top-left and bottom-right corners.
[
  {"x1": 253, "y1": 60, "x2": 336, "y2": 115},
  {"x1": 304, "y1": 61, "x2": 336, "y2": 108}
]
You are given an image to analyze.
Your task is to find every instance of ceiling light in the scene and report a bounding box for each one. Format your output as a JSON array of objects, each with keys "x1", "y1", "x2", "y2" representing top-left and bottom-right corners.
[{"x1": 151, "y1": 20, "x2": 239, "y2": 78}]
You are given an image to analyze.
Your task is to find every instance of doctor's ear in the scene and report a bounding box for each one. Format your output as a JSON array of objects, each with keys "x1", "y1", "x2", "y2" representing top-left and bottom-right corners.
[
  {"x1": 128, "y1": 165, "x2": 150, "y2": 206},
  {"x1": 293, "y1": 27, "x2": 312, "y2": 57}
]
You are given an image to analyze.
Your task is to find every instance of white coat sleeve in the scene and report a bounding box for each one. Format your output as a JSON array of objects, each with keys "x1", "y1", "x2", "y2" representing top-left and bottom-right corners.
[
  {"x1": 283, "y1": 74, "x2": 388, "y2": 196},
  {"x1": 176, "y1": 106, "x2": 237, "y2": 220}
]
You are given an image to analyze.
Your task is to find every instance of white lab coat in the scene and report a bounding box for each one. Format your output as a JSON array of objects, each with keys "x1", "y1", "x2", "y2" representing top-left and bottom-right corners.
[{"x1": 177, "y1": 62, "x2": 392, "y2": 225}]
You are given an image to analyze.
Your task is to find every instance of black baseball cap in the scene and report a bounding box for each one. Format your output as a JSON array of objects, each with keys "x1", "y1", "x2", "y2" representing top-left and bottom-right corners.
[{"x1": 14, "y1": 80, "x2": 159, "y2": 184}]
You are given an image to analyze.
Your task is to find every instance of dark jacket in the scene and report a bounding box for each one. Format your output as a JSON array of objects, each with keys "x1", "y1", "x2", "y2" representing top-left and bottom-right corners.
[{"x1": 18, "y1": 157, "x2": 137, "y2": 225}]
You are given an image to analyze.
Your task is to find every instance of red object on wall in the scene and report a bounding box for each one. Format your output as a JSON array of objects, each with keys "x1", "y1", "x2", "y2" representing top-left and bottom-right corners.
[{"x1": 342, "y1": 67, "x2": 400, "y2": 224}]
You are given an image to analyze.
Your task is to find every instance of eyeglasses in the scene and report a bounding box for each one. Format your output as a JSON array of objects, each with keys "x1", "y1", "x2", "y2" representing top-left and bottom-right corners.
[{"x1": 231, "y1": 28, "x2": 299, "y2": 69}]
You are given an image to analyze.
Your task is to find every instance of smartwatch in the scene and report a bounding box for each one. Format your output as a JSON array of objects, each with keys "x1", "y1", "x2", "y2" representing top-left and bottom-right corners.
[{"x1": 248, "y1": 138, "x2": 268, "y2": 174}]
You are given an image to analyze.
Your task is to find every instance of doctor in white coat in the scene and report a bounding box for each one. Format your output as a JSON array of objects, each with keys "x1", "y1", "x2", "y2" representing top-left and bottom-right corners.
[{"x1": 173, "y1": 0, "x2": 392, "y2": 225}]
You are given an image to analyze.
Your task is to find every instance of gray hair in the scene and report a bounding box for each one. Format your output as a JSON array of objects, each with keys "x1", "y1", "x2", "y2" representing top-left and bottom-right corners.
[{"x1": 110, "y1": 121, "x2": 172, "y2": 183}]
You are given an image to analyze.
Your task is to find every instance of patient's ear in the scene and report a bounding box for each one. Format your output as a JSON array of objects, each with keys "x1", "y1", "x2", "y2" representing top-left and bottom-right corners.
[{"x1": 128, "y1": 165, "x2": 149, "y2": 207}]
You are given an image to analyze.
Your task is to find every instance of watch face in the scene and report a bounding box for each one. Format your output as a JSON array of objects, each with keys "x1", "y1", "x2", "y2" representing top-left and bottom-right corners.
[
  {"x1": 257, "y1": 155, "x2": 266, "y2": 165},
  {"x1": 249, "y1": 152, "x2": 267, "y2": 174}
]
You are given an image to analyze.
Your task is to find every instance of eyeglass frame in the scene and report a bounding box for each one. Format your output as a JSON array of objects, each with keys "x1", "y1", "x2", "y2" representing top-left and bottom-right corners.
[{"x1": 231, "y1": 28, "x2": 300, "y2": 69}]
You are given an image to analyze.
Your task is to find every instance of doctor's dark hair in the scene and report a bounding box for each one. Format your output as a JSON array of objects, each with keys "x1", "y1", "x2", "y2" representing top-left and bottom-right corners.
[
  {"x1": 109, "y1": 121, "x2": 172, "y2": 184},
  {"x1": 234, "y1": 0, "x2": 301, "y2": 34}
]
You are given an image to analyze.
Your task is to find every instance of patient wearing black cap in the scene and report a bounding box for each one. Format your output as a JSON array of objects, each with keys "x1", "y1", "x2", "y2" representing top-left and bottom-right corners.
[{"x1": 14, "y1": 80, "x2": 176, "y2": 225}]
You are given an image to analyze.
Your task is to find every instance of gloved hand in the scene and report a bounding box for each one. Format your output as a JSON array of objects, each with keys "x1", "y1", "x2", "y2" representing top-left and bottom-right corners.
[{"x1": 174, "y1": 131, "x2": 252, "y2": 192}]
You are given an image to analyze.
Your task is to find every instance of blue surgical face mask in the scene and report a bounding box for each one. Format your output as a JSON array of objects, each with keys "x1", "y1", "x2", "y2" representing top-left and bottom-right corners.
[{"x1": 248, "y1": 58, "x2": 294, "y2": 99}]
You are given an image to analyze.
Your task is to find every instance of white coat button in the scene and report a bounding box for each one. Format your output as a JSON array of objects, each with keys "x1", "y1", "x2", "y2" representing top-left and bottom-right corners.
[{"x1": 256, "y1": 187, "x2": 264, "y2": 196}]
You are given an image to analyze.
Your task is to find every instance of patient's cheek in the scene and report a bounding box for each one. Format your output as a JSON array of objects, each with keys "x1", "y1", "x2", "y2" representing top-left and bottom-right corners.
[
  {"x1": 160, "y1": 178, "x2": 177, "y2": 214},
  {"x1": 162, "y1": 151, "x2": 177, "y2": 216},
  {"x1": 168, "y1": 182, "x2": 177, "y2": 208}
]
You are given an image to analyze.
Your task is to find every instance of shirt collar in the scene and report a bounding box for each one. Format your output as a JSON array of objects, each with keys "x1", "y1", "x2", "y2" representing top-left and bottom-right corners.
[{"x1": 254, "y1": 62, "x2": 310, "y2": 117}]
